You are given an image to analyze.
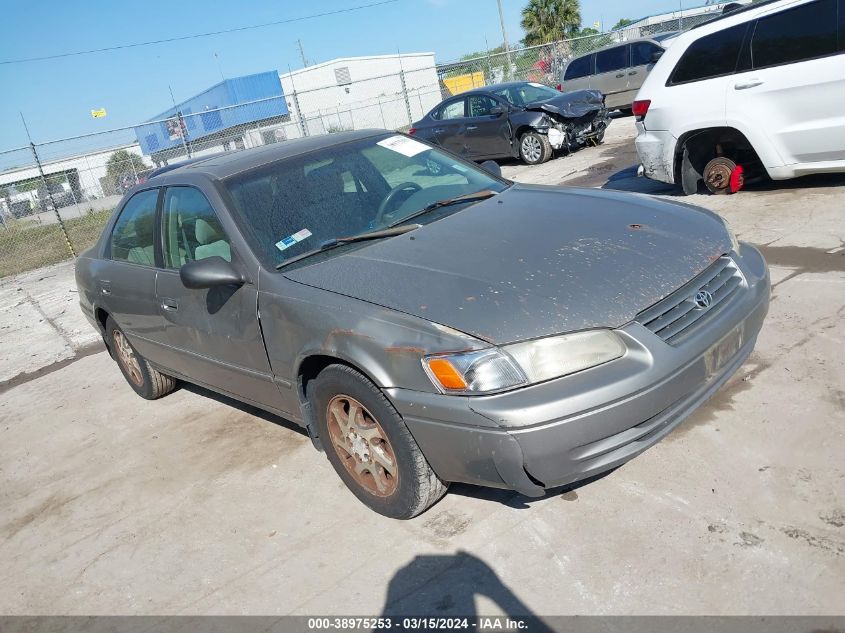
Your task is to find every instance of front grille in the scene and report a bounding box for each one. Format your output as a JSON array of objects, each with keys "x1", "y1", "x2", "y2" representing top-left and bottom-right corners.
[{"x1": 636, "y1": 256, "x2": 745, "y2": 345}]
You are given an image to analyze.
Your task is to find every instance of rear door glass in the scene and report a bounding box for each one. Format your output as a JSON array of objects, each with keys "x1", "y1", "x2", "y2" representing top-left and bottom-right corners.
[
  {"x1": 631, "y1": 42, "x2": 662, "y2": 66},
  {"x1": 669, "y1": 23, "x2": 748, "y2": 84},
  {"x1": 595, "y1": 46, "x2": 628, "y2": 73},
  {"x1": 564, "y1": 55, "x2": 592, "y2": 79},
  {"x1": 110, "y1": 189, "x2": 159, "y2": 266}
]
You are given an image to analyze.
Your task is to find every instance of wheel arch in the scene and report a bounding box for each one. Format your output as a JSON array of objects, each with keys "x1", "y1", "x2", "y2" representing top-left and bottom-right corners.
[{"x1": 673, "y1": 126, "x2": 766, "y2": 185}]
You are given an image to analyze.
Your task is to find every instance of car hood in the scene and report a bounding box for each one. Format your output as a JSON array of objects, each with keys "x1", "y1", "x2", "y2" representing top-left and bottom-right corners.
[
  {"x1": 525, "y1": 89, "x2": 605, "y2": 118},
  {"x1": 283, "y1": 184, "x2": 731, "y2": 345}
]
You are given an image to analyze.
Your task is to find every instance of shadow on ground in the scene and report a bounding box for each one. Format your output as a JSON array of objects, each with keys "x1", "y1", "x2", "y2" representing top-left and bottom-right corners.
[{"x1": 379, "y1": 550, "x2": 555, "y2": 629}]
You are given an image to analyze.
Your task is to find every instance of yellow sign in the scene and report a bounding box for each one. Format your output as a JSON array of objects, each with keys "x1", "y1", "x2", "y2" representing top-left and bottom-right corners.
[
  {"x1": 91, "y1": 108, "x2": 107, "y2": 119},
  {"x1": 443, "y1": 72, "x2": 486, "y2": 96}
]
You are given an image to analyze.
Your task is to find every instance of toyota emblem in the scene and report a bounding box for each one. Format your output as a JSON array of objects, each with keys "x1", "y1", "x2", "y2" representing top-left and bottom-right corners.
[{"x1": 694, "y1": 290, "x2": 714, "y2": 309}]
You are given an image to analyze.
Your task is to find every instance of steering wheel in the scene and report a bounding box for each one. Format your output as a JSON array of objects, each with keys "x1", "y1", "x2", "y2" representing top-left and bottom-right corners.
[{"x1": 375, "y1": 182, "x2": 422, "y2": 226}]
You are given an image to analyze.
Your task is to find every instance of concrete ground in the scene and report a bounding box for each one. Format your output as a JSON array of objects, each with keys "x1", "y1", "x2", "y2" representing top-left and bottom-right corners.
[{"x1": 1, "y1": 118, "x2": 843, "y2": 616}]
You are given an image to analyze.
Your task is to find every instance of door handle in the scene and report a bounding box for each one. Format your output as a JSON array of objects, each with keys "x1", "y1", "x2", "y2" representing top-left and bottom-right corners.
[
  {"x1": 734, "y1": 79, "x2": 763, "y2": 90},
  {"x1": 628, "y1": 70, "x2": 638, "y2": 75},
  {"x1": 99, "y1": 280, "x2": 111, "y2": 296},
  {"x1": 615, "y1": 73, "x2": 625, "y2": 78},
  {"x1": 466, "y1": 125, "x2": 478, "y2": 130},
  {"x1": 434, "y1": 128, "x2": 445, "y2": 134},
  {"x1": 160, "y1": 298, "x2": 179, "y2": 312}
]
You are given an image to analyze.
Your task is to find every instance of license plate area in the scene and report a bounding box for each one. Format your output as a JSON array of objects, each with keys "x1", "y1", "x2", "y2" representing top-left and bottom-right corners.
[{"x1": 704, "y1": 322, "x2": 745, "y2": 379}]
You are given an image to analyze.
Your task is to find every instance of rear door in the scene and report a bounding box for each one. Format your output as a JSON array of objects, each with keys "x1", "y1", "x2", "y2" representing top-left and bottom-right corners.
[
  {"x1": 593, "y1": 45, "x2": 631, "y2": 108},
  {"x1": 431, "y1": 98, "x2": 468, "y2": 156},
  {"x1": 726, "y1": 0, "x2": 845, "y2": 166},
  {"x1": 464, "y1": 94, "x2": 512, "y2": 158},
  {"x1": 99, "y1": 188, "x2": 169, "y2": 363},
  {"x1": 154, "y1": 185, "x2": 284, "y2": 410}
]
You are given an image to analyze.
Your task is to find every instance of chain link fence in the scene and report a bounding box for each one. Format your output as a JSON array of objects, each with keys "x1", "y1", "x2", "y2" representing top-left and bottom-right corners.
[{"x1": 0, "y1": 7, "x2": 723, "y2": 278}]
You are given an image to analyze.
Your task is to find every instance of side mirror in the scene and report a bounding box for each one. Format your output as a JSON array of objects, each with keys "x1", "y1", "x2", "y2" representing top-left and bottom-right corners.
[
  {"x1": 650, "y1": 50, "x2": 664, "y2": 63},
  {"x1": 180, "y1": 256, "x2": 247, "y2": 289},
  {"x1": 490, "y1": 104, "x2": 508, "y2": 116},
  {"x1": 480, "y1": 160, "x2": 502, "y2": 178}
]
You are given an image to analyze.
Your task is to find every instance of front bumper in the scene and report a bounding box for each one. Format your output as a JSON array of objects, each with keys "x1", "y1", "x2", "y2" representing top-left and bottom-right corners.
[
  {"x1": 388, "y1": 245, "x2": 770, "y2": 497},
  {"x1": 635, "y1": 122, "x2": 676, "y2": 185}
]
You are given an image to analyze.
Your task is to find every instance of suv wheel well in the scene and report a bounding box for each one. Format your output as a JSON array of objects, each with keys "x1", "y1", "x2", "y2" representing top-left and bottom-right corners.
[{"x1": 674, "y1": 127, "x2": 762, "y2": 185}]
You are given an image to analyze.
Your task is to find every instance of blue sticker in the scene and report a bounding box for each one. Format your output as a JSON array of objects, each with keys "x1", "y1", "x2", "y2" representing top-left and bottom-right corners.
[{"x1": 275, "y1": 229, "x2": 312, "y2": 252}]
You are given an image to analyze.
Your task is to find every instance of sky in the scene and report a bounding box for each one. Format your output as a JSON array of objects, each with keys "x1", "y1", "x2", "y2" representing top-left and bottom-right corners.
[{"x1": 0, "y1": 0, "x2": 688, "y2": 151}]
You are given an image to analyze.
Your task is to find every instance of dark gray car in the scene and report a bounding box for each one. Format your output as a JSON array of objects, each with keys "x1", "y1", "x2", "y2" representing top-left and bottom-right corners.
[
  {"x1": 75, "y1": 129, "x2": 770, "y2": 519},
  {"x1": 410, "y1": 82, "x2": 610, "y2": 165}
]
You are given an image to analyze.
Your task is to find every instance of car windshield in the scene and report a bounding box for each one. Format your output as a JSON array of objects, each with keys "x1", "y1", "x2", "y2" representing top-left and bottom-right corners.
[
  {"x1": 224, "y1": 134, "x2": 508, "y2": 268},
  {"x1": 491, "y1": 82, "x2": 560, "y2": 107}
]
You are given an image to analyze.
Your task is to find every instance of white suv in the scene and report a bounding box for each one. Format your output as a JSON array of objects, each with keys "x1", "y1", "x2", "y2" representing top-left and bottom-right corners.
[{"x1": 634, "y1": 0, "x2": 845, "y2": 194}]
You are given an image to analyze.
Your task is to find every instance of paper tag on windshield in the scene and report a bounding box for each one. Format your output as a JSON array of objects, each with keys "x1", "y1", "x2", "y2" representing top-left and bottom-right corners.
[
  {"x1": 377, "y1": 135, "x2": 428, "y2": 157},
  {"x1": 275, "y1": 229, "x2": 312, "y2": 252}
]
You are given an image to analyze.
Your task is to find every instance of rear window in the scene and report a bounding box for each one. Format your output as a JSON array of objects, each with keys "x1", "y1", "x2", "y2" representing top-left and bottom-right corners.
[
  {"x1": 669, "y1": 23, "x2": 748, "y2": 85},
  {"x1": 595, "y1": 46, "x2": 628, "y2": 73},
  {"x1": 751, "y1": 0, "x2": 839, "y2": 69},
  {"x1": 564, "y1": 55, "x2": 592, "y2": 80}
]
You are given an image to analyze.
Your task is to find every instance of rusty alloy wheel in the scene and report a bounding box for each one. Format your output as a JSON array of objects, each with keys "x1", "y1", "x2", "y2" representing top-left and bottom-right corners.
[
  {"x1": 703, "y1": 156, "x2": 737, "y2": 195},
  {"x1": 112, "y1": 329, "x2": 144, "y2": 387},
  {"x1": 326, "y1": 394, "x2": 399, "y2": 497}
]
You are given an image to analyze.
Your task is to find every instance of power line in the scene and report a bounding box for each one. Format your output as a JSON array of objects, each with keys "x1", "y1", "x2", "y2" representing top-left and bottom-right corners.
[{"x1": 0, "y1": 0, "x2": 399, "y2": 65}]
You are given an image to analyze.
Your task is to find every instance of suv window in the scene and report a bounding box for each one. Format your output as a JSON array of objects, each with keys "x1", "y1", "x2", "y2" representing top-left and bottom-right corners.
[
  {"x1": 669, "y1": 23, "x2": 748, "y2": 84},
  {"x1": 595, "y1": 45, "x2": 628, "y2": 73},
  {"x1": 437, "y1": 100, "x2": 465, "y2": 120},
  {"x1": 631, "y1": 42, "x2": 662, "y2": 66},
  {"x1": 564, "y1": 55, "x2": 593, "y2": 79},
  {"x1": 161, "y1": 187, "x2": 231, "y2": 268},
  {"x1": 110, "y1": 189, "x2": 159, "y2": 265},
  {"x1": 751, "y1": 0, "x2": 838, "y2": 69},
  {"x1": 468, "y1": 95, "x2": 498, "y2": 117}
]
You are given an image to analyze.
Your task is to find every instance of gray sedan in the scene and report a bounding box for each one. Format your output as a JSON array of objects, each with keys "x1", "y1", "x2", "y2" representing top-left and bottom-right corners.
[{"x1": 75, "y1": 129, "x2": 770, "y2": 519}]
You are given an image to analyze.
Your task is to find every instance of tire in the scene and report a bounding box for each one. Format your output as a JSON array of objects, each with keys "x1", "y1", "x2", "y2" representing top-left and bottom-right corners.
[
  {"x1": 519, "y1": 131, "x2": 552, "y2": 165},
  {"x1": 309, "y1": 364, "x2": 447, "y2": 519},
  {"x1": 105, "y1": 316, "x2": 176, "y2": 400}
]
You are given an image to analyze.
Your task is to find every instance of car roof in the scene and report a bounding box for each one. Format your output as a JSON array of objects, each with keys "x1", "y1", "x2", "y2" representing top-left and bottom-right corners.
[
  {"x1": 462, "y1": 81, "x2": 543, "y2": 95},
  {"x1": 566, "y1": 35, "x2": 670, "y2": 62},
  {"x1": 154, "y1": 129, "x2": 390, "y2": 181}
]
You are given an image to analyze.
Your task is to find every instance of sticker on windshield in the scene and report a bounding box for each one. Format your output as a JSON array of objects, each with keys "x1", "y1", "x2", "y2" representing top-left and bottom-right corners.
[
  {"x1": 275, "y1": 229, "x2": 312, "y2": 252},
  {"x1": 377, "y1": 135, "x2": 428, "y2": 157}
]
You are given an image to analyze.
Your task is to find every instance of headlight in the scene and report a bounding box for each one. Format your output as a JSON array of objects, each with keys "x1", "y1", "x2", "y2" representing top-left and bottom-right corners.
[
  {"x1": 505, "y1": 330, "x2": 625, "y2": 383},
  {"x1": 722, "y1": 217, "x2": 741, "y2": 254},
  {"x1": 423, "y1": 330, "x2": 625, "y2": 395}
]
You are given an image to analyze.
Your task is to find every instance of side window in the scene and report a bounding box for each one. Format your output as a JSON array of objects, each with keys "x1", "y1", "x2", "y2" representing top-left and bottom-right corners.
[
  {"x1": 631, "y1": 42, "x2": 662, "y2": 66},
  {"x1": 161, "y1": 187, "x2": 231, "y2": 268},
  {"x1": 564, "y1": 55, "x2": 592, "y2": 80},
  {"x1": 467, "y1": 95, "x2": 498, "y2": 117},
  {"x1": 438, "y1": 99, "x2": 466, "y2": 120},
  {"x1": 751, "y1": 0, "x2": 838, "y2": 69},
  {"x1": 669, "y1": 23, "x2": 748, "y2": 84},
  {"x1": 595, "y1": 46, "x2": 628, "y2": 73},
  {"x1": 110, "y1": 189, "x2": 159, "y2": 266}
]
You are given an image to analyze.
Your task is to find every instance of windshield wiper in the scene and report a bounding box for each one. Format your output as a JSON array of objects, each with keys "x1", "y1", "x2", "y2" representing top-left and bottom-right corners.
[
  {"x1": 275, "y1": 224, "x2": 421, "y2": 270},
  {"x1": 387, "y1": 189, "x2": 499, "y2": 228}
]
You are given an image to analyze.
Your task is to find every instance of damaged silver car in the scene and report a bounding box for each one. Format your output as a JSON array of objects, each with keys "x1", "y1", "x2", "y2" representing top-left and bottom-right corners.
[
  {"x1": 411, "y1": 81, "x2": 610, "y2": 165},
  {"x1": 76, "y1": 130, "x2": 770, "y2": 519}
]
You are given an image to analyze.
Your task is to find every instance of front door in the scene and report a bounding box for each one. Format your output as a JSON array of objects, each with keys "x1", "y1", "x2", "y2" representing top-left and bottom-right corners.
[
  {"x1": 154, "y1": 185, "x2": 284, "y2": 411},
  {"x1": 432, "y1": 98, "x2": 468, "y2": 156},
  {"x1": 464, "y1": 95, "x2": 513, "y2": 158}
]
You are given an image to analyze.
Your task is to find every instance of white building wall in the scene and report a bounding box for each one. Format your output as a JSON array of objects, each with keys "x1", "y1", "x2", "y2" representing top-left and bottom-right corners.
[{"x1": 280, "y1": 53, "x2": 441, "y2": 133}]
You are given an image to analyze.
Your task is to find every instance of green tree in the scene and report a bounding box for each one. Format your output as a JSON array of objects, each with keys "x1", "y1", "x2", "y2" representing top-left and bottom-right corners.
[
  {"x1": 105, "y1": 149, "x2": 147, "y2": 183},
  {"x1": 521, "y1": 0, "x2": 582, "y2": 45},
  {"x1": 611, "y1": 17, "x2": 634, "y2": 30}
]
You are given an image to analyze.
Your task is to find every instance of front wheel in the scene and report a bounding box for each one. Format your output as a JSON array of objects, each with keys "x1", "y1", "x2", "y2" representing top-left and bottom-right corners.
[
  {"x1": 309, "y1": 364, "x2": 447, "y2": 519},
  {"x1": 519, "y1": 131, "x2": 552, "y2": 165}
]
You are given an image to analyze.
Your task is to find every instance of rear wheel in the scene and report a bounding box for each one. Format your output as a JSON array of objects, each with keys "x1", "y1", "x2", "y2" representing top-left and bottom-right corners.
[
  {"x1": 309, "y1": 364, "x2": 447, "y2": 519},
  {"x1": 106, "y1": 316, "x2": 176, "y2": 399},
  {"x1": 703, "y1": 156, "x2": 738, "y2": 195},
  {"x1": 519, "y1": 131, "x2": 552, "y2": 165}
]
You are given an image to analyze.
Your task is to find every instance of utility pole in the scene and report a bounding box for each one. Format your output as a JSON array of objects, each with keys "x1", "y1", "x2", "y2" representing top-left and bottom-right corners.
[
  {"x1": 297, "y1": 39, "x2": 308, "y2": 67},
  {"x1": 496, "y1": 0, "x2": 513, "y2": 79}
]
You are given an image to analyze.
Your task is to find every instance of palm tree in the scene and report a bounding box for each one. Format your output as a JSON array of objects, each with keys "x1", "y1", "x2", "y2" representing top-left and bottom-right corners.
[{"x1": 521, "y1": 0, "x2": 582, "y2": 45}]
